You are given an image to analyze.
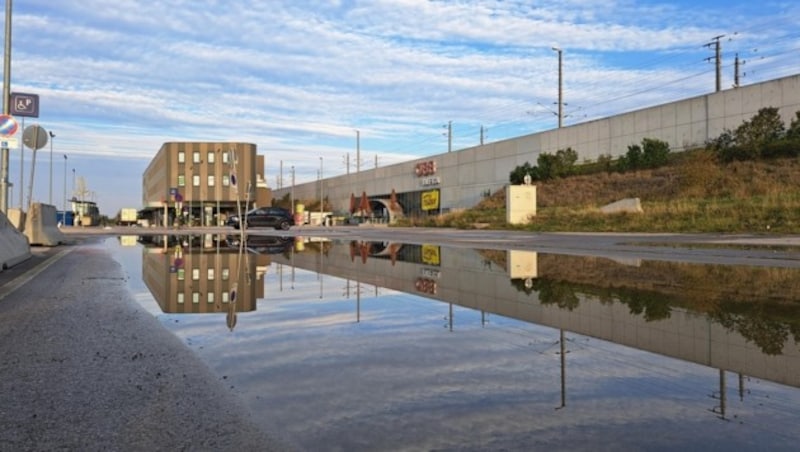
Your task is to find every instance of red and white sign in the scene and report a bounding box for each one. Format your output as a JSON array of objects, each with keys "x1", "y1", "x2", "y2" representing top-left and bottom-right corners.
[
  {"x1": 0, "y1": 115, "x2": 19, "y2": 137},
  {"x1": 414, "y1": 160, "x2": 437, "y2": 177}
]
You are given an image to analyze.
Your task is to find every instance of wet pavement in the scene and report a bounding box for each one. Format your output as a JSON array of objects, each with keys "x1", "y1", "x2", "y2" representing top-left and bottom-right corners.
[
  {"x1": 3, "y1": 228, "x2": 800, "y2": 451},
  {"x1": 0, "y1": 237, "x2": 290, "y2": 451}
]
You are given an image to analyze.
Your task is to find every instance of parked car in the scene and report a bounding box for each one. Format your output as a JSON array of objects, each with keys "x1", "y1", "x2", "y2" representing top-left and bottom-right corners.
[
  {"x1": 224, "y1": 235, "x2": 294, "y2": 254},
  {"x1": 226, "y1": 207, "x2": 293, "y2": 230}
]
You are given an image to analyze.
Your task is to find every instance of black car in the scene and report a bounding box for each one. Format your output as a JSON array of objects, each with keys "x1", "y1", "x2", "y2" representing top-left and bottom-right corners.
[
  {"x1": 226, "y1": 207, "x2": 293, "y2": 230},
  {"x1": 225, "y1": 235, "x2": 294, "y2": 254}
]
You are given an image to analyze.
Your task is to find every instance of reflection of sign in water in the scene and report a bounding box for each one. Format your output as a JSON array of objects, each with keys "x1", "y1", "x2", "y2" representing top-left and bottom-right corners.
[
  {"x1": 415, "y1": 277, "x2": 438, "y2": 295},
  {"x1": 421, "y1": 190, "x2": 439, "y2": 211},
  {"x1": 421, "y1": 244, "x2": 440, "y2": 266}
]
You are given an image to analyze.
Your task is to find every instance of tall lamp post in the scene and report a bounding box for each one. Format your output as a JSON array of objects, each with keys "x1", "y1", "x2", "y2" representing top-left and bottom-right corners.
[
  {"x1": 1, "y1": 0, "x2": 13, "y2": 214},
  {"x1": 319, "y1": 157, "x2": 323, "y2": 225},
  {"x1": 48, "y1": 131, "x2": 55, "y2": 205},
  {"x1": 552, "y1": 47, "x2": 563, "y2": 129}
]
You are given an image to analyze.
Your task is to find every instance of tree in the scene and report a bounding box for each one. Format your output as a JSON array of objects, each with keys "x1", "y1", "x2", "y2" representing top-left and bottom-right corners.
[
  {"x1": 710, "y1": 107, "x2": 790, "y2": 161},
  {"x1": 735, "y1": 107, "x2": 785, "y2": 150},
  {"x1": 509, "y1": 161, "x2": 536, "y2": 184},
  {"x1": 641, "y1": 138, "x2": 670, "y2": 168},
  {"x1": 535, "y1": 147, "x2": 578, "y2": 180},
  {"x1": 616, "y1": 144, "x2": 642, "y2": 172},
  {"x1": 787, "y1": 111, "x2": 800, "y2": 140}
]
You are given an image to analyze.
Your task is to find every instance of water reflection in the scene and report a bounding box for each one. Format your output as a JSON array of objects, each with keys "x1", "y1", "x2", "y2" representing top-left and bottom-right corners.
[
  {"x1": 268, "y1": 239, "x2": 800, "y2": 389},
  {"x1": 131, "y1": 234, "x2": 800, "y2": 449},
  {"x1": 138, "y1": 235, "x2": 800, "y2": 390},
  {"x1": 138, "y1": 234, "x2": 271, "y2": 330}
]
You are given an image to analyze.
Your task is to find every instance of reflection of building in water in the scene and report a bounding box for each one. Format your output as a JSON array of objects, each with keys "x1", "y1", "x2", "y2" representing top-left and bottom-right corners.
[
  {"x1": 141, "y1": 234, "x2": 269, "y2": 317},
  {"x1": 272, "y1": 240, "x2": 800, "y2": 389}
]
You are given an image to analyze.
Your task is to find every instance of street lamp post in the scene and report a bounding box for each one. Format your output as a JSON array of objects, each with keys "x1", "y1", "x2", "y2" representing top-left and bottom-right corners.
[
  {"x1": 49, "y1": 131, "x2": 55, "y2": 205},
  {"x1": 319, "y1": 157, "x2": 323, "y2": 226},
  {"x1": 552, "y1": 47, "x2": 563, "y2": 128}
]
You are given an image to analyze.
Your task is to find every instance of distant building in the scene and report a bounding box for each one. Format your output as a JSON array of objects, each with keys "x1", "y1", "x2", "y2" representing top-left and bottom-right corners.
[
  {"x1": 141, "y1": 142, "x2": 271, "y2": 227},
  {"x1": 70, "y1": 198, "x2": 100, "y2": 226}
]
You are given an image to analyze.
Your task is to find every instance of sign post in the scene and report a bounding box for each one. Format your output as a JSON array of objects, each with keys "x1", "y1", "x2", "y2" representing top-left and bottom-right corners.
[{"x1": 22, "y1": 124, "x2": 48, "y2": 211}]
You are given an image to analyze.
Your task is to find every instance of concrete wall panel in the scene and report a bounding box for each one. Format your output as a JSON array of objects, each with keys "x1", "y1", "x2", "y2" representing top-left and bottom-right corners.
[
  {"x1": 271, "y1": 74, "x2": 800, "y2": 216},
  {"x1": 763, "y1": 81, "x2": 782, "y2": 108},
  {"x1": 724, "y1": 88, "x2": 743, "y2": 118}
]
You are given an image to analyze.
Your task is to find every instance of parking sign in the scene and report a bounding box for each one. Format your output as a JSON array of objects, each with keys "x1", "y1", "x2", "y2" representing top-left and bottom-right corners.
[{"x1": 10, "y1": 92, "x2": 39, "y2": 118}]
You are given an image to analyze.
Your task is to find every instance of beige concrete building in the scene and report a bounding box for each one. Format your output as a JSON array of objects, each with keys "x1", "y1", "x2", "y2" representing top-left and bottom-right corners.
[{"x1": 142, "y1": 142, "x2": 271, "y2": 226}]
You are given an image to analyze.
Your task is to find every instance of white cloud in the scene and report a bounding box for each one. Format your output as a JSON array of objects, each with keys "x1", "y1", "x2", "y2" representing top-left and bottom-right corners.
[{"x1": 6, "y1": 0, "x2": 798, "y2": 214}]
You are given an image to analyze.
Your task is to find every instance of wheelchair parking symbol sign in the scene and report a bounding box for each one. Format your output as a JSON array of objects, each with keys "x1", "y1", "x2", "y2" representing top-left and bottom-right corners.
[{"x1": 10, "y1": 92, "x2": 39, "y2": 118}]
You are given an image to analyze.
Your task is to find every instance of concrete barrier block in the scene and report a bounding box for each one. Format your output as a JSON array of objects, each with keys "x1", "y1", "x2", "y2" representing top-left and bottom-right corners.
[
  {"x1": 24, "y1": 203, "x2": 66, "y2": 246},
  {"x1": 600, "y1": 198, "x2": 644, "y2": 214},
  {"x1": 6, "y1": 208, "x2": 25, "y2": 230},
  {"x1": 0, "y1": 210, "x2": 31, "y2": 270}
]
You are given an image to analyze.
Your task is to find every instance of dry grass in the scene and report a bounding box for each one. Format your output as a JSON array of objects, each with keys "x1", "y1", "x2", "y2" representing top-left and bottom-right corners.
[{"x1": 416, "y1": 154, "x2": 800, "y2": 233}]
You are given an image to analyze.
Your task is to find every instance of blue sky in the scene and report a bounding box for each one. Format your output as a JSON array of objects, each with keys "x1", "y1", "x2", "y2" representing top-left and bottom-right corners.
[{"x1": 4, "y1": 0, "x2": 799, "y2": 216}]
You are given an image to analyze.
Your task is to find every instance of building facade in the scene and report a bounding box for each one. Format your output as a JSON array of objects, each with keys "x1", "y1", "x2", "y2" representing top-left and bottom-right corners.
[{"x1": 142, "y1": 142, "x2": 271, "y2": 227}]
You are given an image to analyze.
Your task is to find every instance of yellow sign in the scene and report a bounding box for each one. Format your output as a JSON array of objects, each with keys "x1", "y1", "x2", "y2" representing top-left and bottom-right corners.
[
  {"x1": 421, "y1": 244, "x2": 440, "y2": 266},
  {"x1": 421, "y1": 189, "x2": 439, "y2": 211}
]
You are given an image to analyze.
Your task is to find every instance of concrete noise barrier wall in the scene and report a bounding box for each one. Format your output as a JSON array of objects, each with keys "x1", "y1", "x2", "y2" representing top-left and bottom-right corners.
[
  {"x1": 0, "y1": 209, "x2": 31, "y2": 270},
  {"x1": 24, "y1": 203, "x2": 66, "y2": 246}
]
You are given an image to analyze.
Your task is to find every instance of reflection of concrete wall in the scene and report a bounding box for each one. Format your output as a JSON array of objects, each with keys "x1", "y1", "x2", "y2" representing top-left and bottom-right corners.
[
  {"x1": 142, "y1": 247, "x2": 268, "y2": 314},
  {"x1": 274, "y1": 243, "x2": 800, "y2": 388},
  {"x1": 275, "y1": 74, "x2": 800, "y2": 214}
]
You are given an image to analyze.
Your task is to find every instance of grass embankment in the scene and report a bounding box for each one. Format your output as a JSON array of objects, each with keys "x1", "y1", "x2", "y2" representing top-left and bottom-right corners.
[{"x1": 404, "y1": 151, "x2": 800, "y2": 233}]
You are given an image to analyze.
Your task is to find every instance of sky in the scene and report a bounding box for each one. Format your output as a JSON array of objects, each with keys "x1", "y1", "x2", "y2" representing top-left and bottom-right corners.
[{"x1": 3, "y1": 0, "x2": 799, "y2": 216}]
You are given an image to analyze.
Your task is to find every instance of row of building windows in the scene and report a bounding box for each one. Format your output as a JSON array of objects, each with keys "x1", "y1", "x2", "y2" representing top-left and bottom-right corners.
[
  {"x1": 177, "y1": 174, "x2": 231, "y2": 188},
  {"x1": 176, "y1": 267, "x2": 231, "y2": 281},
  {"x1": 177, "y1": 150, "x2": 233, "y2": 165},
  {"x1": 177, "y1": 291, "x2": 231, "y2": 304}
]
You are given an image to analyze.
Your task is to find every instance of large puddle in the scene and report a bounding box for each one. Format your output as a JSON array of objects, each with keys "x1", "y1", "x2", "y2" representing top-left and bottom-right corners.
[{"x1": 109, "y1": 233, "x2": 800, "y2": 451}]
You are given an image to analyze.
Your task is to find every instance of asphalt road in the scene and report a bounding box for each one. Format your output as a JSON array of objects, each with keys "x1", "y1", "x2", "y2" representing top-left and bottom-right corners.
[{"x1": 0, "y1": 237, "x2": 293, "y2": 451}]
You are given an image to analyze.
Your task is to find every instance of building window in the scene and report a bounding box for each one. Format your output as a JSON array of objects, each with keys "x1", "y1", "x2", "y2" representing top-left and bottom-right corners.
[
  {"x1": 207, "y1": 292, "x2": 215, "y2": 304},
  {"x1": 222, "y1": 175, "x2": 230, "y2": 187},
  {"x1": 207, "y1": 268, "x2": 215, "y2": 280},
  {"x1": 222, "y1": 152, "x2": 229, "y2": 164},
  {"x1": 208, "y1": 175, "x2": 215, "y2": 187},
  {"x1": 177, "y1": 293, "x2": 185, "y2": 304},
  {"x1": 192, "y1": 175, "x2": 200, "y2": 187},
  {"x1": 192, "y1": 292, "x2": 200, "y2": 304},
  {"x1": 208, "y1": 151, "x2": 215, "y2": 164},
  {"x1": 178, "y1": 151, "x2": 185, "y2": 163},
  {"x1": 192, "y1": 268, "x2": 200, "y2": 280},
  {"x1": 177, "y1": 269, "x2": 185, "y2": 281},
  {"x1": 193, "y1": 151, "x2": 200, "y2": 164},
  {"x1": 178, "y1": 175, "x2": 185, "y2": 187},
  {"x1": 222, "y1": 268, "x2": 229, "y2": 280},
  {"x1": 222, "y1": 291, "x2": 229, "y2": 303}
]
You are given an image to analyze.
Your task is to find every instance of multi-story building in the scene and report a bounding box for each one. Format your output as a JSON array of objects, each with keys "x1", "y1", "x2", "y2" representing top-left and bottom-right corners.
[{"x1": 142, "y1": 142, "x2": 271, "y2": 227}]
